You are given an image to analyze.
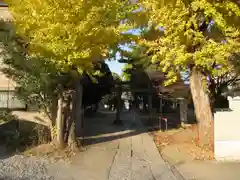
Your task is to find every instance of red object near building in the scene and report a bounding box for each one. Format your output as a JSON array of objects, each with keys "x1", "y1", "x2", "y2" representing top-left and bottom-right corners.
[{"x1": 162, "y1": 117, "x2": 167, "y2": 121}]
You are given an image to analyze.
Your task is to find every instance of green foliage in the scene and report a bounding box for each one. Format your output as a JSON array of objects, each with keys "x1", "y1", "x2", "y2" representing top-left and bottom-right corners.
[
  {"x1": 0, "y1": 22, "x2": 71, "y2": 115},
  {"x1": 139, "y1": 0, "x2": 240, "y2": 85},
  {"x1": 112, "y1": 72, "x2": 122, "y2": 82},
  {"x1": 0, "y1": 21, "x2": 115, "y2": 114},
  {"x1": 0, "y1": 110, "x2": 16, "y2": 124},
  {"x1": 122, "y1": 64, "x2": 133, "y2": 81},
  {"x1": 121, "y1": 45, "x2": 151, "y2": 80},
  {"x1": 121, "y1": 44, "x2": 166, "y2": 86}
]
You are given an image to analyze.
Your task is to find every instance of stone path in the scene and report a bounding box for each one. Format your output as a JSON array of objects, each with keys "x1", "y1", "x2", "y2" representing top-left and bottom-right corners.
[
  {"x1": 74, "y1": 110, "x2": 181, "y2": 180},
  {"x1": 107, "y1": 111, "x2": 179, "y2": 180}
]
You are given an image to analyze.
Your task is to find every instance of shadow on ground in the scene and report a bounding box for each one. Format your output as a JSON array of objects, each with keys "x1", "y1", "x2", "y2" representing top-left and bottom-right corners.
[
  {"x1": 82, "y1": 109, "x2": 179, "y2": 146},
  {"x1": 82, "y1": 108, "x2": 197, "y2": 146},
  {"x1": 0, "y1": 108, "x2": 197, "y2": 159}
]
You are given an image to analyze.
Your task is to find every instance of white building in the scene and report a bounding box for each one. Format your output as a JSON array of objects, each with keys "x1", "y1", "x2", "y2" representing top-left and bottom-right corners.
[{"x1": 0, "y1": 3, "x2": 25, "y2": 109}]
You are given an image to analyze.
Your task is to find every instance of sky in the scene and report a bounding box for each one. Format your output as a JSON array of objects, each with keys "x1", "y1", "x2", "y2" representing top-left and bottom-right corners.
[
  {"x1": 106, "y1": 60, "x2": 125, "y2": 76},
  {"x1": 107, "y1": 29, "x2": 142, "y2": 76},
  {"x1": 106, "y1": 42, "x2": 136, "y2": 76},
  {"x1": 106, "y1": 50, "x2": 126, "y2": 76}
]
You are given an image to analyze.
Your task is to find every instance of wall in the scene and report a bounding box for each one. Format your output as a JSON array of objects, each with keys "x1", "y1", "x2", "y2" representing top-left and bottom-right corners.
[
  {"x1": 0, "y1": 5, "x2": 49, "y2": 124},
  {"x1": 0, "y1": 6, "x2": 26, "y2": 109},
  {"x1": 0, "y1": 5, "x2": 15, "y2": 91},
  {"x1": 214, "y1": 96, "x2": 240, "y2": 161}
]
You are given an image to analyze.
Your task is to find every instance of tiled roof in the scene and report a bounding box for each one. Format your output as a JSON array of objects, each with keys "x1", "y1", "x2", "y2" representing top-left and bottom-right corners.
[
  {"x1": 0, "y1": 4, "x2": 12, "y2": 21},
  {"x1": 0, "y1": 2, "x2": 7, "y2": 7}
]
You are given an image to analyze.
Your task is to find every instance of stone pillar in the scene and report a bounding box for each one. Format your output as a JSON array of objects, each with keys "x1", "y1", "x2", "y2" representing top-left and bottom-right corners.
[
  {"x1": 148, "y1": 83, "x2": 153, "y2": 122},
  {"x1": 179, "y1": 98, "x2": 188, "y2": 124}
]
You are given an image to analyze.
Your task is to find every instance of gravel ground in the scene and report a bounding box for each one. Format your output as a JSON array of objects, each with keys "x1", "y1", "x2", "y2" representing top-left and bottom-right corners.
[{"x1": 0, "y1": 155, "x2": 79, "y2": 180}]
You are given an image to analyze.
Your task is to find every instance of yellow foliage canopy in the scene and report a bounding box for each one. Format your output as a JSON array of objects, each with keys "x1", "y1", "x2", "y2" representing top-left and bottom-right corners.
[
  {"x1": 6, "y1": 0, "x2": 136, "y2": 71},
  {"x1": 139, "y1": 0, "x2": 240, "y2": 85}
]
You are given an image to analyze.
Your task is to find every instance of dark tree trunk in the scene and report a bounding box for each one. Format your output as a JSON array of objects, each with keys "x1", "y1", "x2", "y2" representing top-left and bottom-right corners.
[
  {"x1": 190, "y1": 67, "x2": 214, "y2": 149},
  {"x1": 208, "y1": 77, "x2": 217, "y2": 112},
  {"x1": 51, "y1": 96, "x2": 58, "y2": 126},
  {"x1": 68, "y1": 79, "x2": 83, "y2": 150}
]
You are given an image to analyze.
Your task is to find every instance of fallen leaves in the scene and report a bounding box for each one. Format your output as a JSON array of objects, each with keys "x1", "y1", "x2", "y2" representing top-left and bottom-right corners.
[{"x1": 153, "y1": 126, "x2": 214, "y2": 161}]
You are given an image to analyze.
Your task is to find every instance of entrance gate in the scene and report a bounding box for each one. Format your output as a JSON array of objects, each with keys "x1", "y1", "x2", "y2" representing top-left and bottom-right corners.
[{"x1": 112, "y1": 81, "x2": 188, "y2": 131}]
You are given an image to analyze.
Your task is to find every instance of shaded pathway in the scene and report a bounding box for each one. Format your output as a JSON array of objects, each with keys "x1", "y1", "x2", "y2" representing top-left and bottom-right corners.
[
  {"x1": 73, "y1": 110, "x2": 181, "y2": 180},
  {"x1": 107, "y1": 111, "x2": 179, "y2": 180}
]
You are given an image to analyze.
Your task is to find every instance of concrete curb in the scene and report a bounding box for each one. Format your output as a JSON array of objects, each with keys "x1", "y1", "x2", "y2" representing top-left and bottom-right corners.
[
  {"x1": 148, "y1": 132, "x2": 187, "y2": 180},
  {"x1": 161, "y1": 155, "x2": 187, "y2": 180}
]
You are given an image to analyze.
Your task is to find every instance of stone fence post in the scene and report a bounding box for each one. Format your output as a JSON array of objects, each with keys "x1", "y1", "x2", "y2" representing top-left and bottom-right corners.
[{"x1": 179, "y1": 98, "x2": 188, "y2": 124}]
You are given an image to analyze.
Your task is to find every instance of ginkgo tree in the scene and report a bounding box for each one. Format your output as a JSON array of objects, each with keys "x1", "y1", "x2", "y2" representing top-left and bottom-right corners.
[
  {"x1": 138, "y1": 0, "x2": 240, "y2": 148},
  {"x1": 5, "y1": 0, "x2": 138, "y2": 149},
  {"x1": 6, "y1": 0, "x2": 137, "y2": 70}
]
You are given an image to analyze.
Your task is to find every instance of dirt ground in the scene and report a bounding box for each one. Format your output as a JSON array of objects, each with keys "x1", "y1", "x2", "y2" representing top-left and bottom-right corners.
[
  {"x1": 152, "y1": 125, "x2": 214, "y2": 164},
  {"x1": 23, "y1": 143, "x2": 79, "y2": 162}
]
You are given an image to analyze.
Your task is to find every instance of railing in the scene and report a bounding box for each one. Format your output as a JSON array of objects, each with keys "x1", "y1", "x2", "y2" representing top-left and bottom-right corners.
[
  {"x1": 0, "y1": 90, "x2": 26, "y2": 110},
  {"x1": 0, "y1": 3, "x2": 7, "y2": 7}
]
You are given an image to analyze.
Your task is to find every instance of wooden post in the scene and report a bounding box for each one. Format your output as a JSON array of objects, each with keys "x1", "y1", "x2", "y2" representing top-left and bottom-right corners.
[
  {"x1": 179, "y1": 98, "x2": 188, "y2": 125},
  {"x1": 160, "y1": 94, "x2": 163, "y2": 113},
  {"x1": 114, "y1": 83, "x2": 122, "y2": 125},
  {"x1": 76, "y1": 82, "x2": 83, "y2": 137},
  {"x1": 148, "y1": 83, "x2": 153, "y2": 123},
  {"x1": 159, "y1": 94, "x2": 163, "y2": 130}
]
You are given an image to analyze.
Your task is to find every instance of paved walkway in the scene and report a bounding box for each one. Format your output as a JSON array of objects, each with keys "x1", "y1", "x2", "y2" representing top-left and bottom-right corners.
[
  {"x1": 71, "y1": 110, "x2": 181, "y2": 180},
  {"x1": 176, "y1": 161, "x2": 240, "y2": 180}
]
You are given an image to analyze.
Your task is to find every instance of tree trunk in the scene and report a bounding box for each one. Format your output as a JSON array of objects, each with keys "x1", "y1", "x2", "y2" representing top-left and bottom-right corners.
[
  {"x1": 68, "y1": 79, "x2": 83, "y2": 150},
  {"x1": 68, "y1": 121, "x2": 77, "y2": 148},
  {"x1": 56, "y1": 94, "x2": 64, "y2": 148},
  {"x1": 190, "y1": 67, "x2": 214, "y2": 150},
  {"x1": 50, "y1": 96, "x2": 58, "y2": 140},
  {"x1": 63, "y1": 94, "x2": 72, "y2": 143}
]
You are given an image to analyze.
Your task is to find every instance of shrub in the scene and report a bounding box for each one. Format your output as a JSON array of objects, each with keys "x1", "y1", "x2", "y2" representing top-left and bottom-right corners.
[{"x1": 0, "y1": 110, "x2": 16, "y2": 124}]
